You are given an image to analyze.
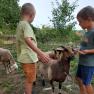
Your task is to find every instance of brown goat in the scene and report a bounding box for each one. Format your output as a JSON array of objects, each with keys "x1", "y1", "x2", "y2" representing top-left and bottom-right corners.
[{"x1": 39, "y1": 46, "x2": 75, "y2": 94}]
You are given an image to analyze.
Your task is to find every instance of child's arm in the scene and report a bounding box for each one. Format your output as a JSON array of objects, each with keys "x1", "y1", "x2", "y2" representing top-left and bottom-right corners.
[
  {"x1": 77, "y1": 50, "x2": 86, "y2": 54},
  {"x1": 73, "y1": 48, "x2": 86, "y2": 55},
  {"x1": 81, "y1": 49, "x2": 94, "y2": 54},
  {"x1": 77, "y1": 49, "x2": 94, "y2": 55},
  {"x1": 25, "y1": 37, "x2": 51, "y2": 63}
]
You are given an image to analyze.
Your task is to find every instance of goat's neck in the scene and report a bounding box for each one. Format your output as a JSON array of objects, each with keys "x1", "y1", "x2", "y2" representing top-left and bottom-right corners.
[{"x1": 58, "y1": 56, "x2": 71, "y2": 64}]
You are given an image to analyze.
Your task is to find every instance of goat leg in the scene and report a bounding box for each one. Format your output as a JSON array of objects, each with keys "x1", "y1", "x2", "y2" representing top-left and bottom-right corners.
[
  {"x1": 58, "y1": 82, "x2": 62, "y2": 94},
  {"x1": 7, "y1": 61, "x2": 12, "y2": 73},
  {"x1": 41, "y1": 74, "x2": 46, "y2": 87},
  {"x1": 3, "y1": 62, "x2": 9, "y2": 74},
  {"x1": 50, "y1": 80, "x2": 55, "y2": 94},
  {"x1": 3, "y1": 62, "x2": 7, "y2": 73}
]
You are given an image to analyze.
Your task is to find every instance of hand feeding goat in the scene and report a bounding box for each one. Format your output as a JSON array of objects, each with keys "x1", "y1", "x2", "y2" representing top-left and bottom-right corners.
[
  {"x1": 39, "y1": 46, "x2": 75, "y2": 94},
  {"x1": 0, "y1": 48, "x2": 18, "y2": 74}
]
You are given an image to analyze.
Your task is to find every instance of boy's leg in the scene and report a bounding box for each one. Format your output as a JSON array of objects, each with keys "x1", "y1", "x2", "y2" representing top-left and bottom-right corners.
[
  {"x1": 75, "y1": 77, "x2": 87, "y2": 94},
  {"x1": 76, "y1": 65, "x2": 87, "y2": 94},
  {"x1": 76, "y1": 65, "x2": 94, "y2": 94},
  {"x1": 24, "y1": 80, "x2": 33, "y2": 94},
  {"x1": 22, "y1": 63, "x2": 36, "y2": 94},
  {"x1": 85, "y1": 84, "x2": 94, "y2": 94},
  {"x1": 83, "y1": 67, "x2": 94, "y2": 94}
]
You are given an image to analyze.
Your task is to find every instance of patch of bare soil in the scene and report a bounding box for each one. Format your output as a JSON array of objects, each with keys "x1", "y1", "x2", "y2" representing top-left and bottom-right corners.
[{"x1": 0, "y1": 64, "x2": 80, "y2": 94}]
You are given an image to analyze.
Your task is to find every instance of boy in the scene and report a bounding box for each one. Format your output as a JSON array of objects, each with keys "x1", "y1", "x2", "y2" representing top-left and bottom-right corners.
[
  {"x1": 76, "y1": 6, "x2": 94, "y2": 94},
  {"x1": 16, "y1": 3, "x2": 51, "y2": 94}
]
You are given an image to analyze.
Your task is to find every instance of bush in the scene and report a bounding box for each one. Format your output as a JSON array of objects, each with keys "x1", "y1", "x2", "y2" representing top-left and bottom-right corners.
[{"x1": 35, "y1": 26, "x2": 81, "y2": 44}]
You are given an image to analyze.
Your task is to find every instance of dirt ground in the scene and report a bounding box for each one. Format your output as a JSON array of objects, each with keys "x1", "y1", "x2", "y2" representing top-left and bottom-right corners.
[{"x1": 0, "y1": 63, "x2": 80, "y2": 94}]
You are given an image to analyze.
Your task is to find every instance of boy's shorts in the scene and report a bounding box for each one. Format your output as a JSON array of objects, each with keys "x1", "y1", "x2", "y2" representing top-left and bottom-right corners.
[
  {"x1": 22, "y1": 63, "x2": 37, "y2": 83},
  {"x1": 76, "y1": 64, "x2": 94, "y2": 85}
]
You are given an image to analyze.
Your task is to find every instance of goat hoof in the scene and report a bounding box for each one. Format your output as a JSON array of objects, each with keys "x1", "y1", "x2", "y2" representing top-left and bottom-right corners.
[{"x1": 58, "y1": 93, "x2": 61, "y2": 94}]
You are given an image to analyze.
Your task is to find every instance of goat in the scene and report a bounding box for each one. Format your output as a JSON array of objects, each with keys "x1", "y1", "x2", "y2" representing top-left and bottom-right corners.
[
  {"x1": 0, "y1": 48, "x2": 18, "y2": 74},
  {"x1": 39, "y1": 46, "x2": 75, "y2": 94}
]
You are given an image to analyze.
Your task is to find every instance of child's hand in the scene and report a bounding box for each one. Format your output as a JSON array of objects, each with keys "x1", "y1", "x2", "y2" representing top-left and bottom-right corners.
[
  {"x1": 38, "y1": 52, "x2": 52, "y2": 63},
  {"x1": 78, "y1": 50, "x2": 86, "y2": 54},
  {"x1": 72, "y1": 48, "x2": 87, "y2": 55},
  {"x1": 78, "y1": 50, "x2": 88, "y2": 55}
]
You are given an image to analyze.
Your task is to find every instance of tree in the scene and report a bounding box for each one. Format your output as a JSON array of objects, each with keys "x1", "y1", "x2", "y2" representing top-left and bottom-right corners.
[
  {"x1": 0, "y1": 0, "x2": 20, "y2": 29},
  {"x1": 50, "y1": 0, "x2": 78, "y2": 42},
  {"x1": 51, "y1": 0, "x2": 78, "y2": 30}
]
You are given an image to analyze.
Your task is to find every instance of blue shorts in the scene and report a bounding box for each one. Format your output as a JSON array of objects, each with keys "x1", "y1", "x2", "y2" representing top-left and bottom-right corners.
[{"x1": 76, "y1": 64, "x2": 94, "y2": 85}]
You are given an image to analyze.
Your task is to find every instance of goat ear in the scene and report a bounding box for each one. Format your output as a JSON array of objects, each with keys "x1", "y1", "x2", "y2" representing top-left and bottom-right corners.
[
  {"x1": 56, "y1": 47, "x2": 64, "y2": 51},
  {"x1": 60, "y1": 46, "x2": 69, "y2": 51},
  {"x1": 59, "y1": 46, "x2": 65, "y2": 49}
]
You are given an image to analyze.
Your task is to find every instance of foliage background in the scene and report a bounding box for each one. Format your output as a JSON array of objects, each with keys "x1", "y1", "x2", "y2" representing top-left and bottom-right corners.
[{"x1": 0, "y1": 0, "x2": 81, "y2": 44}]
